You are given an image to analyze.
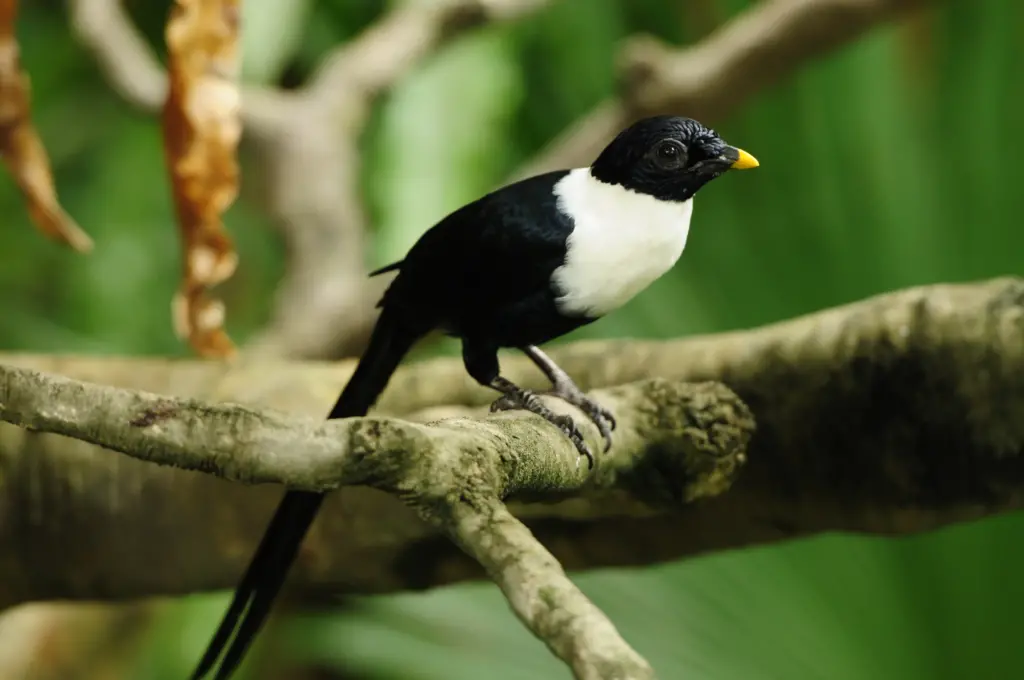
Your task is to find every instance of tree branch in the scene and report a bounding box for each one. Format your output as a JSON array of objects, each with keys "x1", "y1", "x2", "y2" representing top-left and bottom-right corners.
[
  {"x1": 246, "y1": 0, "x2": 555, "y2": 359},
  {"x1": 67, "y1": 0, "x2": 167, "y2": 114},
  {"x1": 67, "y1": 0, "x2": 279, "y2": 128},
  {"x1": 2, "y1": 278, "x2": 1023, "y2": 611},
  {"x1": 514, "y1": 0, "x2": 938, "y2": 179},
  {"x1": 308, "y1": 0, "x2": 553, "y2": 107},
  {"x1": 447, "y1": 498, "x2": 654, "y2": 680},
  {"x1": 0, "y1": 365, "x2": 748, "y2": 678},
  {"x1": 0, "y1": 363, "x2": 747, "y2": 500}
]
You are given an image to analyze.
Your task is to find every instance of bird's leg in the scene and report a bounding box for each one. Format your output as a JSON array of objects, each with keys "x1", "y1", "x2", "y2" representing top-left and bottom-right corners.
[
  {"x1": 492, "y1": 345, "x2": 615, "y2": 452},
  {"x1": 488, "y1": 376, "x2": 594, "y2": 468},
  {"x1": 462, "y1": 339, "x2": 594, "y2": 467},
  {"x1": 529, "y1": 345, "x2": 616, "y2": 448}
]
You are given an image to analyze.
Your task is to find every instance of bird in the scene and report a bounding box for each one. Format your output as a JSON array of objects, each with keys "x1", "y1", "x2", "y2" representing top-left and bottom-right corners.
[{"x1": 190, "y1": 114, "x2": 758, "y2": 679}]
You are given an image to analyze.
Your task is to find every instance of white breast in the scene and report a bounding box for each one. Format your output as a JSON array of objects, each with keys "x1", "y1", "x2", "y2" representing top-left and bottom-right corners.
[{"x1": 550, "y1": 168, "x2": 694, "y2": 317}]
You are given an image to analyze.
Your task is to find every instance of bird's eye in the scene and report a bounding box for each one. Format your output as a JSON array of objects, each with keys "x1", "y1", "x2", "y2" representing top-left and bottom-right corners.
[{"x1": 652, "y1": 139, "x2": 687, "y2": 170}]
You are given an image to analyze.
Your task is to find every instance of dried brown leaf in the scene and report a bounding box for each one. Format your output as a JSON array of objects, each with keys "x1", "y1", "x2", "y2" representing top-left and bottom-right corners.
[
  {"x1": 162, "y1": 0, "x2": 241, "y2": 358},
  {"x1": 0, "y1": 0, "x2": 93, "y2": 253}
]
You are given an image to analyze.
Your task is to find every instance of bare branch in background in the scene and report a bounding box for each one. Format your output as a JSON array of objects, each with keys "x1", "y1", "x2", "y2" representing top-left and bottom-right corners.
[
  {"x1": 242, "y1": 0, "x2": 558, "y2": 359},
  {"x1": 2, "y1": 277, "x2": 1024, "y2": 608},
  {"x1": 241, "y1": 0, "x2": 560, "y2": 360},
  {"x1": 514, "y1": 0, "x2": 937, "y2": 179},
  {"x1": 0, "y1": 363, "x2": 750, "y2": 678},
  {"x1": 67, "y1": 0, "x2": 167, "y2": 113},
  {"x1": 0, "y1": 603, "x2": 152, "y2": 680},
  {"x1": 162, "y1": 0, "x2": 243, "y2": 358},
  {"x1": 0, "y1": 0, "x2": 92, "y2": 252},
  {"x1": 69, "y1": 0, "x2": 555, "y2": 360},
  {"x1": 68, "y1": 0, "x2": 937, "y2": 359},
  {"x1": 308, "y1": 0, "x2": 554, "y2": 106}
]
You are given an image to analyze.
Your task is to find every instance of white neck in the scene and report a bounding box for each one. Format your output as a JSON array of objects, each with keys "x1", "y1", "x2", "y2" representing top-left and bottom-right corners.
[{"x1": 549, "y1": 168, "x2": 694, "y2": 318}]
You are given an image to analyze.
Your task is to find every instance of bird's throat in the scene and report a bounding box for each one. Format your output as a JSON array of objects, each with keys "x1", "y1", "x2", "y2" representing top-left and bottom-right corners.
[{"x1": 549, "y1": 168, "x2": 694, "y2": 317}]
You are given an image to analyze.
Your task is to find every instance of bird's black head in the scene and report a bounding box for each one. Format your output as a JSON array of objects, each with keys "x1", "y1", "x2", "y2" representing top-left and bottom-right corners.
[{"x1": 589, "y1": 115, "x2": 758, "y2": 202}]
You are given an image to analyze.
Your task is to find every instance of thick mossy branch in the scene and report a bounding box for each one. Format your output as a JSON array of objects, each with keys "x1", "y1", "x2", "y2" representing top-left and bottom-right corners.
[
  {"x1": 0, "y1": 369, "x2": 748, "y2": 678},
  {"x1": 0, "y1": 368, "x2": 749, "y2": 507},
  {"x1": 3, "y1": 279, "x2": 1024, "y2": 610}
]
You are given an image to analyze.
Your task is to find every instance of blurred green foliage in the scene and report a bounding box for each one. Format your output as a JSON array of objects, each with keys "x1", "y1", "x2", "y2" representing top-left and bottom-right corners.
[{"x1": 7, "y1": 0, "x2": 1024, "y2": 678}]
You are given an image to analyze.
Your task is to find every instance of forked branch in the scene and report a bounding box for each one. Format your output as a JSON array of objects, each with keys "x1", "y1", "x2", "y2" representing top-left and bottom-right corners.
[{"x1": 0, "y1": 363, "x2": 750, "y2": 678}]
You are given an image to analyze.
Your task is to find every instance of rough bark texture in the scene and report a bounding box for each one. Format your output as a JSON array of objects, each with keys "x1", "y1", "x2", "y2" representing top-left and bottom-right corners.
[
  {"x1": 2, "y1": 278, "x2": 1023, "y2": 610},
  {"x1": 0, "y1": 370, "x2": 751, "y2": 679},
  {"x1": 0, "y1": 371, "x2": 747, "y2": 608}
]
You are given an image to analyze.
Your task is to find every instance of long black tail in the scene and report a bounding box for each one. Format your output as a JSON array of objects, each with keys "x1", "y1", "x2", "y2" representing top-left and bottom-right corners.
[{"x1": 192, "y1": 307, "x2": 420, "y2": 680}]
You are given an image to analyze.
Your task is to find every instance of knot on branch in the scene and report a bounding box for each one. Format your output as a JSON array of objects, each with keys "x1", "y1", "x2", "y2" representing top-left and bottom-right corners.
[
  {"x1": 358, "y1": 379, "x2": 754, "y2": 532},
  {"x1": 628, "y1": 379, "x2": 753, "y2": 505}
]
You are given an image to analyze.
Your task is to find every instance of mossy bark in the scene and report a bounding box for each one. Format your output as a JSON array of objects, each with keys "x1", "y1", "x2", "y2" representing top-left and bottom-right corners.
[{"x1": 1, "y1": 278, "x2": 1023, "y2": 610}]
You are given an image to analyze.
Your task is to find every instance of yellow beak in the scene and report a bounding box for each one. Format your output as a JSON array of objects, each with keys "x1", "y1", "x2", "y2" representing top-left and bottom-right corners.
[{"x1": 730, "y1": 148, "x2": 759, "y2": 170}]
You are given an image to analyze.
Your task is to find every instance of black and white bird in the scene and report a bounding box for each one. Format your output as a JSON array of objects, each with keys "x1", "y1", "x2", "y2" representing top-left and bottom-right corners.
[{"x1": 192, "y1": 114, "x2": 758, "y2": 679}]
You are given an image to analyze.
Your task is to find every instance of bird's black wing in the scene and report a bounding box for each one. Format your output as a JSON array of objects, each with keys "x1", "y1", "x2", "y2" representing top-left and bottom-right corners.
[{"x1": 381, "y1": 170, "x2": 575, "y2": 330}]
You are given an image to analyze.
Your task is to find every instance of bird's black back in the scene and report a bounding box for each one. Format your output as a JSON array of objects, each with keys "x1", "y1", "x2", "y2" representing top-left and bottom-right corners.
[{"x1": 380, "y1": 170, "x2": 592, "y2": 347}]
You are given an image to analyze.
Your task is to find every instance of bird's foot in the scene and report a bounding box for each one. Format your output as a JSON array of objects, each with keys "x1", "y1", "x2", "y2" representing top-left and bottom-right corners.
[
  {"x1": 548, "y1": 380, "x2": 616, "y2": 452},
  {"x1": 493, "y1": 381, "x2": 616, "y2": 454},
  {"x1": 490, "y1": 389, "x2": 594, "y2": 469}
]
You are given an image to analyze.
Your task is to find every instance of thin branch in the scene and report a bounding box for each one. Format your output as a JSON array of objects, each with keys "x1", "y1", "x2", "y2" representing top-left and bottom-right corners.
[
  {"x1": 247, "y1": 0, "x2": 556, "y2": 359},
  {"x1": 2, "y1": 277, "x2": 1023, "y2": 609},
  {"x1": 67, "y1": 0, "x2": 283, "y2": 130},
  {"x1": 445, "y1": 498, "x2": 654, "y2": 680},
  {"x1": 68, "y1": 0, "x2": 167, "y2": 113},
  {"x1": 309, "y1": 0, "x2": 553, "y2": 107},
  {"x1": 514, "y1": 0, "x2": 938, "y2": 179}
]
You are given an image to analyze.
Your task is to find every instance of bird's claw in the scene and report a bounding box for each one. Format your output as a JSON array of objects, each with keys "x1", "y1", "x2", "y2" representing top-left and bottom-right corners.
[
  {"x1": 549, "y1": 412, "x2": 594, "y2": 469},
  {"x1": 546, "y1": 382, "x2": 616, "y2": 453},
  {"x1": 571, "y1": 397, "x2": 616, "y2": 453},
  {"x1": 489, "y1": 393, "x2": 522, "y2": 413},
  {"x1": 489, "y1": 390, "x2": 595, "y2": 469}
]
